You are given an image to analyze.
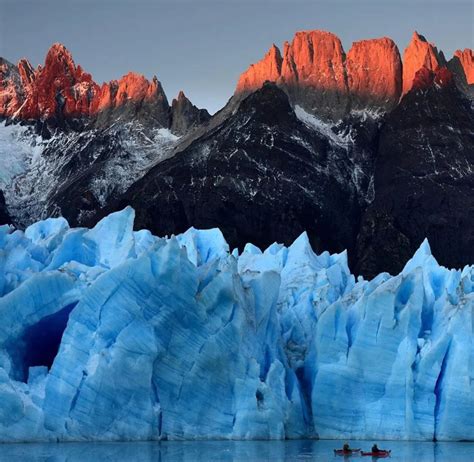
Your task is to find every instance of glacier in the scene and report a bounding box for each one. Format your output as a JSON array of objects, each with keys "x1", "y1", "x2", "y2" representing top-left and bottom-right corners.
[{"x1": 0, "y1": 207, "x2": 472, "y2": 442}]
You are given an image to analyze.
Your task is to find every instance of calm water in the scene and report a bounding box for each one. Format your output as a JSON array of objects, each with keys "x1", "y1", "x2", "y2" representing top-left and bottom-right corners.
[{"x1": 0, "y1": 440, "x2": 473, "y2": 461}]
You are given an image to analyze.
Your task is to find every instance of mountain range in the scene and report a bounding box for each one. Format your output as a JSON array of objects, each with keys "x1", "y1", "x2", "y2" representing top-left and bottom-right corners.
[{"x1": 0, "y1": 30, "x2": 473, "y2": 277}]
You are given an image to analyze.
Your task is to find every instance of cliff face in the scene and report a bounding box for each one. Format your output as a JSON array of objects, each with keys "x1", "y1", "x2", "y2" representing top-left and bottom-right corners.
[
  {"x1": 346, "y1": 37, "x2": 402, "y2": 111},
  {"x1": 279, "y1": 31, "x2": 349, "y2": 120},
  {"x1": 448, "y1": 48, "x2": 474, "y2": 98},
  {"x1": 236, "y1": 31, "x2": 350, "y2": 120},
  {"x1": 236, "y1": 31, "x2": 404, "y2": 119},
  {"x1": 235, "y1": 30, "x2": 469, "y2": 120},
  {"x1": 453, "y1": 49, "x2": 474, "y2": 84}
]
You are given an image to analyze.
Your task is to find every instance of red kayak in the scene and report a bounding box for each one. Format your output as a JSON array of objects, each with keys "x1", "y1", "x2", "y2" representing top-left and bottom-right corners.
[
  {"x1": 334, "y1": 448, "x2": 361, "y2": 455},
  {"x1": 360, "y1": 450, "x2": 391, "y2": 458}
]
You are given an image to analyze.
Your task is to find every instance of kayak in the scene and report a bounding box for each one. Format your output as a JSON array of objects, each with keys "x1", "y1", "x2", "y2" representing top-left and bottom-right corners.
[
  {"x1": 360, "y1": 450, "x2": 391, "y2": 458},
  {"x1": 334, "y1": 448, "x2": 361, "y2": 455}
]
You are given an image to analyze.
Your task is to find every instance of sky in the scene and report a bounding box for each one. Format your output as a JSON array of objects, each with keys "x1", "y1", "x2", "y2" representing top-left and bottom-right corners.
[{"x1": 0, "y1": 0, "x2": 473, "y2": 114}]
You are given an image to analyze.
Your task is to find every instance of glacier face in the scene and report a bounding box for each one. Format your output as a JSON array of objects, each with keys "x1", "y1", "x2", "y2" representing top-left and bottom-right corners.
[{"x1": 0, "y1": 207, "x2": 472, "y2": 442}]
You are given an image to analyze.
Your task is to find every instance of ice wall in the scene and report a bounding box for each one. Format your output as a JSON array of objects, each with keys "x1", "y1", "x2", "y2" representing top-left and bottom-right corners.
[{"x1": 0, "y1": 208, "x2": 472, "y2": 442}]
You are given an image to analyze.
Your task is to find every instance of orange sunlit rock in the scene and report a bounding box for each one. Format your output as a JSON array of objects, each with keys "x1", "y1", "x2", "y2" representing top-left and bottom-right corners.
[
  {"x1": 14, "y1": 43, "x2": 100, "y2": 119},
  {"x1": 90, "y1": 73, "x2": 166, "y2": 113},
  {"x1": 453, "y1": 49, "x2": 474, "y2": 84},
  {"x1": 280, "y1": 30, "x2": 346, "y2": 91},
  {"x1": 346, "y1": 37, "x2": 402, "y2": 111},
  {"x1": 236, "y1": 44, "x2": 282, "y2": 93},
  {"x1": 402, "y1": 32, "x2": 444, "y2": 94},
  {"x1": 236, "y1": 30, "x2": 349, "y2": 119},
  {"x1": 0, "y1": 43, "x2": 168, "y2": 121},
  {"x1": 0, "y1": 58, "x2": 23, "y2": 116}
]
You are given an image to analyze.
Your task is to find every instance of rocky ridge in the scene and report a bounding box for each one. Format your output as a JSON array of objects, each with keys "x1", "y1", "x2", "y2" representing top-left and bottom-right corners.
[
  {"x1": 236, "y1": 30, "x2": 471, "y2": 120},
  {"x1": 0, "y1": 43, "x2": 209, "y2": 132}
]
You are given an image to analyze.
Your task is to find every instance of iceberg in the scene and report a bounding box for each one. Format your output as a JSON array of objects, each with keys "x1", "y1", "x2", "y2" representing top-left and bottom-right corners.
[{"x1": 0, "y1": 207, "x2": 472, "y2": 442}]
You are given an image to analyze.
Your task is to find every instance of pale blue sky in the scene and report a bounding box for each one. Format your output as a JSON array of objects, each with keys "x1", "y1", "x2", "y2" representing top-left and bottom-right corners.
[{"x1": 1, "y1": 0, "x2": 473, "y2": 113}]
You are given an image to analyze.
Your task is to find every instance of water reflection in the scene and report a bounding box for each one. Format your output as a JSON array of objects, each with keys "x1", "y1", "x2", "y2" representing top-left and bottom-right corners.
[{"x1": 0, "y1": 440, "x2": 473, "y2": 461}]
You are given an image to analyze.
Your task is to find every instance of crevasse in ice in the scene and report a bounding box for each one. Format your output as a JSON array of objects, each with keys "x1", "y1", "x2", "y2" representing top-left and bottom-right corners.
[{"x1": 0, "y1": 207, "x2": 472, "y2": 442}]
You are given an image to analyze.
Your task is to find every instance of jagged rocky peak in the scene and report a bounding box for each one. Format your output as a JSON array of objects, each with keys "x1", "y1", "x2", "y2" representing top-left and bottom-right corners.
[
  {"x1": 95, "y1": 72, "x2": 165, "y2": 109},
  {"x1": 453, "y1": 48, "x2": 474, "y2": 84},
  {"x1": 448, "y1": 48, "x2": 474, "y2": 98},
  {"x1": 236, "y1": 30, "x2": 349, "y2": 120},
  {"x1": 235, "y1": 30, "x2": 473, "y2": 120},
  {"x1": 0, "y1": 43, "x2": 210, "y2": 133},
  {"x1": 170, "y1": 90, "x2": 211, "y2": 135},
  {"x1": 402, "y1": 31, "x2": 446, "y2": 94},
  {"x1": 0, "y1": 58, "x2": 23, "y2": 116},
  {"x1": 23, "y1": 43, "x2": 171, "y2": 123},
  {"x1": 4, "y1": 43, "x2": 100, "y2": 120},
  {"x1": 92, "y1": 81, "x2": 169, "y2": 130},
  {"x1": 91, "y1": 72, "x2": 170, "y2": 128},
  {"x1": 236, "y1": 44, "x2": 282, "y2": 94},
  {"x1": 356, "y1": 55, "x2": 474, "y2": 278},
  {"x1": 235, "y1": 30, "x2": 406, "y2": 119},
  {"x1": 17, "y1": 58, "x2": 36, "y2": 87},
  {"x1": 346, "y1": 37, "x2": 402, "y2": 111},
  {"x1": 43, "y1": 42, "x2": 75, "y2": 74}
]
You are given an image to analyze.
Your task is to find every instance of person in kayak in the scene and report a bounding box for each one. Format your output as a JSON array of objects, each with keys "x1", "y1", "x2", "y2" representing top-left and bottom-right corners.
[
  {"x1": 343, "y1": 443, "x2": 351, "y2": 452},
  {"x1": 371, "y1": 444, "x2": 388, "y2": 454}
]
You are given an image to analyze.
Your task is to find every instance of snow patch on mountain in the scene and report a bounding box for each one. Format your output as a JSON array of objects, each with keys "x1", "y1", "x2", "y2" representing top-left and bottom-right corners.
[
  {"x1": 294, "y1": 105, "x2": 351, "y2": 147},
  {"x1": 1, "y1": 122, "x2": 179, "y2": 226},
  {"x1": 90, "y1": 125, "x2": 179, "y2": 207},
  {"x1": 0, "y1": 122, "x2": 44, "y2": 189}
]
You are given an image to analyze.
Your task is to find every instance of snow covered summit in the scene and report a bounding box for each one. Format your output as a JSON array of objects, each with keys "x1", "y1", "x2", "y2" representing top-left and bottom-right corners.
[{"x1": 0, "y1": 207, "x2": 472, "y2": 442}]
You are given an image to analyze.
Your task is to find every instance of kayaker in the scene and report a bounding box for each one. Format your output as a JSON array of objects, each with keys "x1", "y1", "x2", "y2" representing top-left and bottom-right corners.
[
  {"x1": 372, "y1": 444, "x2": 380, "y2": 453},
  {"x1": 343, "y1": 443, "x2": 350, "y2": 451}
]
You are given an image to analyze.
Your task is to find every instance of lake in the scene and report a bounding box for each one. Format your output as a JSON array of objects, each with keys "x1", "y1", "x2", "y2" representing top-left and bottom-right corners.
[{"x1": 0, "y1": 440, "x2": 473, "y2": 461}]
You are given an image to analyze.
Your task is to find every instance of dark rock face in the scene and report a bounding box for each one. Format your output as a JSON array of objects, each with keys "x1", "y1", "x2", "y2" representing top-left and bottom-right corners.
[
  {"x1": 52, "y1": 77, "x2": 474, "y2": 279},
  {"x1": 99, "y1": 83, "x2": 375, "y2": 258},
  {"x1": 449, "y1": 50, "x2": 474, "y2": 99},
  {"x1": 0, "y1": 191, "x2": 11, "y2": 225},
  {"x1": 356, "y1": 82, "x2": 474, "y2": 277},
  {"x1": 170, "y1": 91, "x2": 211, "y2": 135}
]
